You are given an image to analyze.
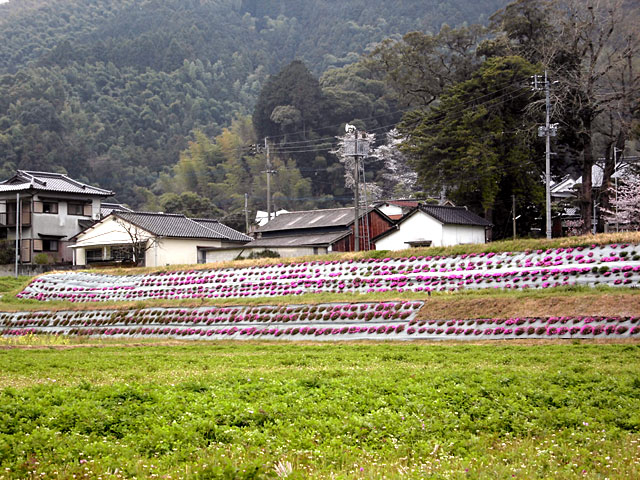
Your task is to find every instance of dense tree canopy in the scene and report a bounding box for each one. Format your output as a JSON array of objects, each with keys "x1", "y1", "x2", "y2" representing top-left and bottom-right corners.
[
  {"x1": 2, "y1": 0, "x2": 636, "y2": 238},
  {"x1": 0, "y1": 0, "x2": 508, "y2": 212},
  {"x1": 399, "y1": 56, "x2": 543, "y2": 232}
]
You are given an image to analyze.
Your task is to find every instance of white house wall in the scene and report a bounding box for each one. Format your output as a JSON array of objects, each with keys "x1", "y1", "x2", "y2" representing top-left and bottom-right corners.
[
  {"x1": 374, "y1": 210, "x2": 487, "y2": 250},
  {"x1": 74, "y1": 217, "x2": 154, "y2": 266},
  {"x1": 75, "y1": 217, "x2": 152, "y2": 248},
  {"x1": 205, "y1": 246, "x2": 324, "y2": 263},
  {"x1": 150, "y1": 238, "x2": 223, "y2": 267},
  {"x1": 375, "y1": 211, "x2": 444, "y2": 250},
  {"x1": 441, "y1": 224, "x2": 486, "y2": 246},
  {"x1": 377, "y1": 204, "x2": 404, "y2": 218}
]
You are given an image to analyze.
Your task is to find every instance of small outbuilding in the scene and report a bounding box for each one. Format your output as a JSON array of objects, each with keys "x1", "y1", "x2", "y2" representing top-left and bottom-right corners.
[{"x1": 373, "y1": 205, "x2": 492, "y2": 250}]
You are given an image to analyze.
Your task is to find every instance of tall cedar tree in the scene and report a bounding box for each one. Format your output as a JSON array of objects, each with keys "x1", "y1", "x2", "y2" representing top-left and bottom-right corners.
[{"x1": 400, "y1": 56, "x2": 544, "y2": 235}]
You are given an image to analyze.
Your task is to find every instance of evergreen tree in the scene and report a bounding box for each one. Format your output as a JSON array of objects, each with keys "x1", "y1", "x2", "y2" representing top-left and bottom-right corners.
[{"x1": 399, "y1": 56, "x2": 544, "y2": 234}]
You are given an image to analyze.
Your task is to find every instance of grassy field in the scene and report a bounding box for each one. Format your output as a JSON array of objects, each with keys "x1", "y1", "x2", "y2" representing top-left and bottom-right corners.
[{"x1": 0, "y1": 342, "x2": 639, "y2": 479}]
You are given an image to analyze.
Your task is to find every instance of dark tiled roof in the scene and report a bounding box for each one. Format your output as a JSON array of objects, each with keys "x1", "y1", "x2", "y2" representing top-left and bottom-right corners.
[
  {"x1": 248, "y1": 231, "x2": 350, "y2": 248},
  {"x1": 256, "y1": 207, "x2": 374, "y2": 233},
  {"x1": 0, "y1": 170, "x2": 113, "y2": 196},
  {"x1": 192, "y1": 218, "x2": 252, "y2": 242},
  {"x1": 78, "y1": 219, "x2": 97, "y2": 232},
  {"x1": 419, "y1": 205, "x2": 492, "y2": 226},
  {"x1": 113, "y1": 212, "x2": 250, "y2": 241}
]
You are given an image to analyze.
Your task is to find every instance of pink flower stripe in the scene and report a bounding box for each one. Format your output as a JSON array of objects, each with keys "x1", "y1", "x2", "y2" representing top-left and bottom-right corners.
[
  {"x1": 16, "y1": 243, "x2": 640, "y2": 303},
  {"x1": 2, "y1": 306, "x2": 639, "y2": 341}
]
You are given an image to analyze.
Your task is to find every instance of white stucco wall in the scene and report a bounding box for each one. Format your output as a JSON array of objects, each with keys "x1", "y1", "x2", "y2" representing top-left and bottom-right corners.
[
  {"x1": 73, "y1": 217, "x2": 152, "y2": 266},
  {"x1": 205, "y1": 245, "x2": 325, "y2": 263},
  {"x1": 150, "y1": 238, "x2": 223, "y2": 267},
  {"x1": 375, "y1": 211, "x2": 443, "y2": 250},
  {"x1": 374, "y1": 211, "x2": 487, "y2": 250},
  {"x1": 75, "y1": 217, "x2": 152, "y2": 248},
  {"x1": 441, "y1": 224, "x2": 486, "y2": 246}
]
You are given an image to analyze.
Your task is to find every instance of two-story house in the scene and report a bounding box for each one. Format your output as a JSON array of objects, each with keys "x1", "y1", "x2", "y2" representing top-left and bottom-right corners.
[{"x1": 0, "y1": 170, "x2": 114, "y2": 264}]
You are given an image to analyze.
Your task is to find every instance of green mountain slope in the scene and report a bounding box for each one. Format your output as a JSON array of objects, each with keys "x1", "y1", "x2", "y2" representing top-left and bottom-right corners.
[{"x1": 0, "y1": 0, "x2": 510, "y2": 207}]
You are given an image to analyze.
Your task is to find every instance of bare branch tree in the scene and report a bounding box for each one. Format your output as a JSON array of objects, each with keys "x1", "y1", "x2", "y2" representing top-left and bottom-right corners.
[{"x1": 113, "y1": 216, "x2": 158, "y2": 266}]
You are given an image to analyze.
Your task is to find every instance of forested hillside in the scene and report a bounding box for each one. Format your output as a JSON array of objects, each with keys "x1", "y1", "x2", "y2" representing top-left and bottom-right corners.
[{"x1": 0, "y1": 0, "x2": 509, "y2": 213}]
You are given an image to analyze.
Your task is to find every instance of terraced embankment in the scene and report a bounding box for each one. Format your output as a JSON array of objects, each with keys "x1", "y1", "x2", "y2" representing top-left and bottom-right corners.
[{"x1": 3, "y1": 238, "x2": 640, "y2": 342}]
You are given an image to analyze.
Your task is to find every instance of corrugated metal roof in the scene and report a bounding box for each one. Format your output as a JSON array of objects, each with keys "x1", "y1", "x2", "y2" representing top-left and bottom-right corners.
[
  {"x1": 0, "y1": 170, "x2": 114, "y2": 196},
  {"x1": 419, "y1": 205, "x2": 493, "y2": 227},
  {"x1": 114, "y1": 212, "x2": 249, "y2": 241},
  {"x1": 249, "y1": 231, "x2": 350, "y2": 248},
  {"x1": 257, "y1": 207, "x2": 372, "y2": 232}
]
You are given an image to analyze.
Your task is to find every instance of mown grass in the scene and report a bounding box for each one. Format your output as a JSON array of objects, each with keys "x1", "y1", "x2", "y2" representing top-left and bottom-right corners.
[{"x1": 0, "y1": 342, "x2": 639, "y2": 479}]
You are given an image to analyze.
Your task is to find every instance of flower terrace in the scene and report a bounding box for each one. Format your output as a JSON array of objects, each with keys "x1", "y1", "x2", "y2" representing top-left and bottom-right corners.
[
  {"x1": 2, "y1": 301, "x2": 639, "y2": 341},
  {"x1": 16, "y1": 243, "x2": 640, "y2": 303}
]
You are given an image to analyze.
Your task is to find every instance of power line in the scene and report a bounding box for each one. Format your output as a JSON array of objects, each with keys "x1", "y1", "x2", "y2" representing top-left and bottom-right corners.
[
  {"x1": 257, "y1": 84, "x2": 535, "y2": 158},
  {"x1": 261, "y1": 80, "x2": 532, "y2": 145}
]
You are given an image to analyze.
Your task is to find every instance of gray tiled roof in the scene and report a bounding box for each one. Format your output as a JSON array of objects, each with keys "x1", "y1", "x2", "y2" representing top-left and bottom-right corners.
[
  {"x1": 248, "y1": 231, "x2": 350, "y2": 248},
  {"x1": 256, "y1": 207, "x2": 373, "y2": 233},
  {"x1": 0, "y1": 170, "x2": 113, "y2": 196},
  {"x1": 114, "y1": 211, "x2": 249, "y2": 241},
  {"x1": 419, "y1": 205, "x2": 492, "y2": 226},
  {"x1": 192, "y1": 218, "x2": 253, "y2": 242}
]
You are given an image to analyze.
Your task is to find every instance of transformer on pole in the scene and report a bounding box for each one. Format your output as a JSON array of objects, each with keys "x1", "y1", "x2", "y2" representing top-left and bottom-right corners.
[
  {"x1": 343, "y1": 124, "x2": 371, "y2": 252},
  {"x1": 532, "y1": 70, "x2": 558, "y2": 239}
]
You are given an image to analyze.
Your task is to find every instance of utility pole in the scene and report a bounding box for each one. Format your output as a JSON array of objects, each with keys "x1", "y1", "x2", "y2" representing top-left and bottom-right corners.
[
  {"x1": 244, "y1": 193, "x2": 249, "y2": 234},
  {"x1": 344, "y1": 124, "x2": 370, "y2": 252},
  {"x1": 512, "y1": 194, "x2": 516, "y2": 240},
  {"x1": 265, "y1": 137, "x2": 271, "y2": 221},
  {"x1": 544, "y1": 70, "x2": 551, "y2": 240},
  {"x1": 353, "y1": 133, "x2": 360, "y2": 252},
  {"x1": 14, "y1": 192, "x2": 19, "y2": 278},
  {"x1": 262, "y1": 137, "x2": 277, "y2": 222},
  {"x1": 533, "y1": 70, "x2": 557, "y2": 240},
  {"x1": 613, "y1": 147, "x2": 623, "y2": 233}
]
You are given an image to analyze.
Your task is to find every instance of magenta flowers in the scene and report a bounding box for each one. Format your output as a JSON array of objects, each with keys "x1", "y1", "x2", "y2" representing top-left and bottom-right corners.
[{"x1": 15, "y1": 242, "x2": 640, "y2": 303}]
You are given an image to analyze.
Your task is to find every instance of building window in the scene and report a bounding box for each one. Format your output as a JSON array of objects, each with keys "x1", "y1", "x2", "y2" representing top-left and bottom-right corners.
[
  {"x1": 33, "y1": 201, "x2": 58, "y2": 214},
  {"x1": 68, "y1": 202, "x2": 86, "y2": 216},
  {"x1": 42, "y1": 239, "x2": 59, "y2": 252},
  {"x1": 42, "y1": 201, "x2": 58, "y2": 214},
  {"x1": 86, "y1": 248, "x2": 103, "y2": 262},
  {"x1": 111, "y1": 245, "x2": 134, "y2": 262}
]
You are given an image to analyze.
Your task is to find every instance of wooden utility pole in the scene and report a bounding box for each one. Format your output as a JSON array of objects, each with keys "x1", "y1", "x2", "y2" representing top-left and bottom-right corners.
[
  {"x1": 265, "y1": 137, "x2": 271, "y2": 221},
  {"x1": 512, "y1": 194, "x2": 516, "y2": 239},
  {"x1": 244, "y1": 193, "x2": 249, "y2": 234},
  {"x1": 353, "y1": 133, "x2": 359, "y2": 252}
]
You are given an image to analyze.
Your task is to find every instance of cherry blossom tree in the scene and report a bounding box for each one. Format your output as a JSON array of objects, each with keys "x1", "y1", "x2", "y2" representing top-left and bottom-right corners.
[
  {"x1": 372, "y1": 128, "x2": 418, "y2": 199},
  {"x1": 602, "y1": 171, "x2": 640, "y2": 231}
]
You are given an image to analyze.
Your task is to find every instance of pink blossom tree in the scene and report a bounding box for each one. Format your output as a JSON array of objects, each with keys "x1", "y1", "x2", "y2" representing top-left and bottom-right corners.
[
  {"x1": 372, "y1": 128, "x2": 418, "y2": 199},
  {"x1": 602, "y1": 171, "x2": 640, "y2": 231}
]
